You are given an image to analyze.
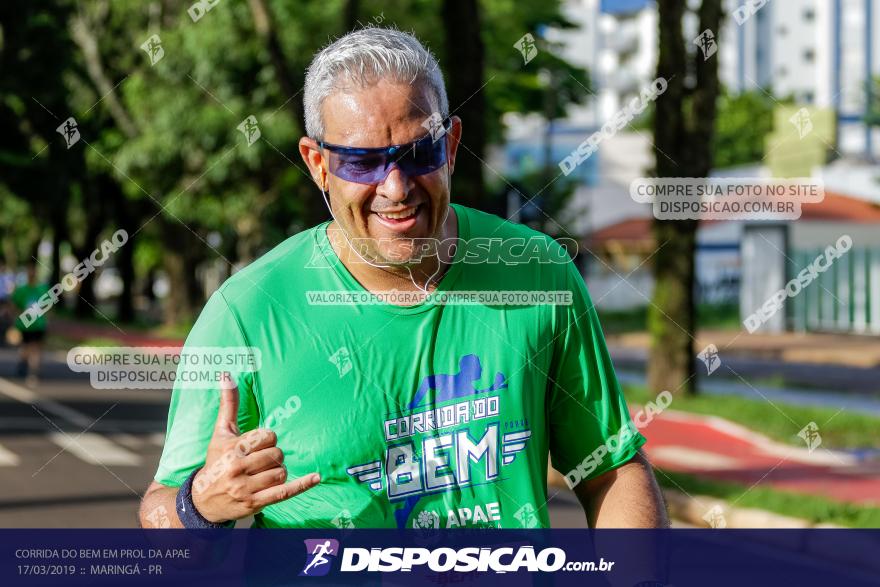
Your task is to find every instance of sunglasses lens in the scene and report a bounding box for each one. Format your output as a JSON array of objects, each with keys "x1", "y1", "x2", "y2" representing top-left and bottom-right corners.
[
  {"x1": 397, "y1": 136, "x2": 447, "y2": 177},
  {"x1": 328, "y1": 151, "x2": 387, "y2": 184},
  {"x1": 325, "y1": 133, "x2": 448, "y2": 184}
]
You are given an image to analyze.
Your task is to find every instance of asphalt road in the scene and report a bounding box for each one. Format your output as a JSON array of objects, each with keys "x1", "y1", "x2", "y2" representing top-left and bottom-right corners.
[
  {"x1": 0, "y1": 348, "x2": 593, "y2": 529},
  {"x1": 0, "y1": 348, "x2": 169, "y2": 527}
]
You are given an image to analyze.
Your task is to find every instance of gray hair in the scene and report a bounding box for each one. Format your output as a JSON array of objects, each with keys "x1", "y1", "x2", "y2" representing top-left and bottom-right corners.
[{"x1": 303, "y1": 27, "x2": 448, "y2": 139}]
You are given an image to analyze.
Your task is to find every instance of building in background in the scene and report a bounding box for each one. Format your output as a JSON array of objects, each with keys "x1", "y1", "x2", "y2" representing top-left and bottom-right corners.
[
  {"x1": 553, "y1": 0, "x2": 879, "y2": 158},
  {"x1": 729, "y1": 0, "x2": 880, "y2": 159},
  {"x1": 507, "y1": 0, "x2": 880, "y2": 334},
  {"x1": 586, "y1": 192, "x2": 880, "y2": 335}
]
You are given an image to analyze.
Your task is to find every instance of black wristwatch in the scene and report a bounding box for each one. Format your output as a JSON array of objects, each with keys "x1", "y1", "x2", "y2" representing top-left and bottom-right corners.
[{"x1": 176, "y1": 467, "x2": 235, "y2": 529}]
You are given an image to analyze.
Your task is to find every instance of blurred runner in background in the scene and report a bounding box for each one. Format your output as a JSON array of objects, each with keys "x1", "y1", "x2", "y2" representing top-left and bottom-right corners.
[
  {"x1": 0, "y1": 262, "x2": 15, "y2": 347},
  {"x1": 9, "y1": 265, "x2": 50, "y2": 387}
]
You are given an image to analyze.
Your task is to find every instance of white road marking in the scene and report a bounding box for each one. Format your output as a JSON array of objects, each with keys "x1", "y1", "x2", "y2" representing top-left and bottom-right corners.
[
  {"x1": 0, "y1": 376, "x2": 38, "y2": 402},
  {"x1": 112, "y1": 433, "x2": 144, "y2": 450},
  {"x1": 0, "y1": 376, "x2": 148, "y2": 470},
  {"x1": 0, "y1": 377, "x2": 93, "y2": 428},
  {"x1": 0, "y1": 444, "x2": 20, "y2": 466},
  {"x1": 650, "y1": 446, "x2": 742, "y2": 470},
  {"x1": 656, "y1": 409, "x2": 857, "y2": 466},
  {"x1": 48, "y1": 432, "x2": 141, "y2": 466}
]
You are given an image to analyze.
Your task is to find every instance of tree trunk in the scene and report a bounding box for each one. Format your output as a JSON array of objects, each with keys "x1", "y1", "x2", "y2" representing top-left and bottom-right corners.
[
  {"x1": 143, "y1": 267, "x2": 157, "y2": 304},
  {"x1": 116, "y1": 234, "x2": 135, "y2": 323},
  {"x1": 162, "y1": 249, "x2": 187, "y2": 325},
  {"x1": 73, "y1": 191, "x2": 106, "y2": 319},
  {"x1": 343, "y1": 0, "x2": 360, "y2": 31},
  {"x1": 160, "y1": 218, "x2": 205, "y2": 325},
  {"x1": 50, "y1": 208, "x2": 68, "y2": 286},
  {"x1": 647, "y1": 221, "x2": 698, "y2": 394},
  {"x1": 441, "y1": 0, "x2": 489, "y2": 213},
  {"x1": 113, "y1": 192, "x2": 137, "y2": 323},
  {"x1": 647, "y1": 0, "x2": 722, "y2": 396}
]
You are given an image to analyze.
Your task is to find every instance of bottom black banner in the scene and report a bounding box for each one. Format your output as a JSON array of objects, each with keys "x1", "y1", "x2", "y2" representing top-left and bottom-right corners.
[{"x1": 2, "y1": 529, "x2": 878, "y2": 586}]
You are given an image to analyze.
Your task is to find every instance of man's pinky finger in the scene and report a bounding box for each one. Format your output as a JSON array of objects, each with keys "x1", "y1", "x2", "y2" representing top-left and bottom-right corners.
[{"x1": 253, "y1": 472, "x2": 321, "y2": 507}]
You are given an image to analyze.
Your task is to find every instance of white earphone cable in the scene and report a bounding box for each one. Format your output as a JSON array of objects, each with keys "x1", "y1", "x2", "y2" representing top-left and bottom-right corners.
[{"x1": 319, "y1": 184, "x2": 441, "y2": 294}]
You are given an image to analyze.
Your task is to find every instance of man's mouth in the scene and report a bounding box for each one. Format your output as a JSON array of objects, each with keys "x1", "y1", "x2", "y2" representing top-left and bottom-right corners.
[
  {"x1": 372, "y1": 204, "x2": 423, "y2": 232},
  {"x1": 376, "y1": 207, "x2": 418, "y2": 220}
]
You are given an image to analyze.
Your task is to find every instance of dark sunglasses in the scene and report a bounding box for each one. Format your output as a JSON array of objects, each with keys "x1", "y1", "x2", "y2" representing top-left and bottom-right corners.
[{"x1": 317, "y1": 120, "x2": 450, "y2": 185}]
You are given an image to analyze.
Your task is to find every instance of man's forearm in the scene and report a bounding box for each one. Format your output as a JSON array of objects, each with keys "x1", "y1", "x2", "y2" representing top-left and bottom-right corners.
[
  {"x1": 575, "y1": 452, "x2": 670, "y2": 586},
  {"x1": 577, "y1": 451, "x2": 669, "y2": 528},
  {"x1": 139, "y1": 482, "x2": 184, "y2": 528}
]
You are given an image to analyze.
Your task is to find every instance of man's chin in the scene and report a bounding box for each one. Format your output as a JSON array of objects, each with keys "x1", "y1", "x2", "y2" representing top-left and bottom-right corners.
[{"x1": 375, "y1": 246, "x2": 427, "y2": 266}]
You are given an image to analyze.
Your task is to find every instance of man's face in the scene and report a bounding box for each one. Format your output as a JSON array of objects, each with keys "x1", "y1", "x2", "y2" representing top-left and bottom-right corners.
[{"x1": 300, "y1": 78, "x2": 461, "y2": 265}]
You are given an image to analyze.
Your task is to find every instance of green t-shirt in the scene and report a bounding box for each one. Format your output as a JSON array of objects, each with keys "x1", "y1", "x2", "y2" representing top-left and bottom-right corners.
[
  {"x1": 156, "y1": 204, "x2": 645, "y2": 529},
  {"x1": 11, "y1": 283, "x2": 51, "y2": 332}
]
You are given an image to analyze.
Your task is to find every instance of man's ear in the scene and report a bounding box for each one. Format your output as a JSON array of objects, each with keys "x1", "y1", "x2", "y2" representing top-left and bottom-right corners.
[
  {"x1": 298, "y1": 136, "x2": 327, "y2": 189},
  {"x1": 445, "y1": 115, "x2": 463, "y2": 175}
]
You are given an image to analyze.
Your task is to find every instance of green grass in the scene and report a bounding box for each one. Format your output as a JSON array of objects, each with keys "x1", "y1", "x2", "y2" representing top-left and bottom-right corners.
[
  {"x1": 75, "y1": 336, "x2": 127, "y2": 347},
  {"x1": 46, "y1": 334, "x2": 124, "y2": 350},
  {"x1": 52, "y1": 306, "x2": 195, "y2": 339},
  {"x1": 152, "y1": 320, "x2": 195, "y2": 340},
  {"x1": 53, "y1": 306, "x2": 155, "y2": 329},
  {"x1": 598, "y1": 303, "x2": 741, "y2": 334},
  {"x1": 748, "y1": 373, "x2": 854, "y2": 393},
  {"x1": 623, "y1": 384, "x2": 880, "y2": 450},
  {"x1": 597, "y1": 307, "x2": 650, "y2": 335},
  {"x1": 657, "y1": 470, "x2": 880, "y2": 528}
]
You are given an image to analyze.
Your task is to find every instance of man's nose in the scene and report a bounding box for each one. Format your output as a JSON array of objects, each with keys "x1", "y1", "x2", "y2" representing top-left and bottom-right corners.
[{"x1": 375, "y1": 164, "x2": 413, "y2": 202}]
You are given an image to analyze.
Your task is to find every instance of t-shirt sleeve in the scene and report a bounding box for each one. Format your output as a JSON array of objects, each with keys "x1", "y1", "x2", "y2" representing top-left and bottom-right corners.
[
  {"x1": 547, "y1": 259, "x2": 646, "y2": 483},
  {"x1": 154, "y1": 289, "x2": 261, "y2": 487},
  {"x1": 10, "y1": 286, "x2": 27, "y2": 309}
]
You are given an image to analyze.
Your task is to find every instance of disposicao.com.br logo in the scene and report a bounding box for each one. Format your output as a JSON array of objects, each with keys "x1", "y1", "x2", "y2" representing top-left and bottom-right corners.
[
  {"x1": 299, "y1": 538, "x2": 614, "y2": 575},
  {"x1": 299, "y1": 539, "x2": 340, "y2": 577}
]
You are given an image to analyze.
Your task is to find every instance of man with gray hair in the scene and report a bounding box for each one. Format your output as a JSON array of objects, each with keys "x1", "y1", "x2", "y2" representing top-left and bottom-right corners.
[{"x1": 140, "y1": 27, "x2": 666, "y2": 530}]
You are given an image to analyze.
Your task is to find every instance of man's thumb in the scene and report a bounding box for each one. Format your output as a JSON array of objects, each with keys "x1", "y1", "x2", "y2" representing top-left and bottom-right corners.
[{"x1": 214, "y1": 372, "x2": 240, "y2": 436}]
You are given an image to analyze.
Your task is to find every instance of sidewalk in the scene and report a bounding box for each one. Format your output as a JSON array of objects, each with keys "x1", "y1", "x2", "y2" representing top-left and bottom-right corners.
[
  {"x1": 607, "y1": 329, "x2": 880, "y2": 369},
  {"x1": 608, "y1": 330, "x2": 880, "y2": 395}
]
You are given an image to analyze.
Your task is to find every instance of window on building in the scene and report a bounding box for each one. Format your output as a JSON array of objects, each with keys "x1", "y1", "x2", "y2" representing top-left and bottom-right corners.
[
  {"x1": 804, "y1": 48, "x2": 815, "y2": 63},
  {"x1": 804, "y1": 8, "x2": 815, "y2": 21}
]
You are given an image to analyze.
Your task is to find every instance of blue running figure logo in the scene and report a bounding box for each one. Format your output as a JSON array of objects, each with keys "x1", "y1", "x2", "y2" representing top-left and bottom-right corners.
[
  {"x1": 299, "y1": 539, "x2": 339, "y2": 576},
  {"x1": 407, "y1": 354, "x2": 507, "y2": 410}
]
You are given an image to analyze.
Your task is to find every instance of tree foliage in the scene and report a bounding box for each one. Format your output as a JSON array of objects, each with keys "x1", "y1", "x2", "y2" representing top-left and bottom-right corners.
[
  {"x1": 713, "y1": 90, "x2": 776, "y2": 169},
  {"x1": 0, "y1": 0, "x2": 589, "y2": 324}
]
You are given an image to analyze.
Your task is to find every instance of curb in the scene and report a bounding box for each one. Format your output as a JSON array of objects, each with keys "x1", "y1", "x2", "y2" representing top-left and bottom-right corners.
[
  {"x1": 661, "y1": 489, "x2": 844, "y2": 529},
  {"x1": 547, "y1": 468, "x2": 843, "y2": 528},
  {"x1": 653, "y1": 409, "x2": 858, "y2": 467}
]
